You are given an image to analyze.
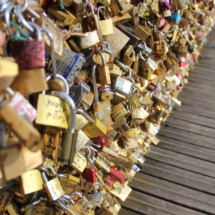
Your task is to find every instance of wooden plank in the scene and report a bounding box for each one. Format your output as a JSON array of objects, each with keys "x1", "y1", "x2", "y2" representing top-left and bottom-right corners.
[
  {"x1": 119, "y1": 207, "x2": 141, "y2": 215},
  {"x1": 169, "y1": 112, "x2": 215, "y2": 129},
  {"x1": 121, "y1": 190, "x2": 205, "y2": 215},
  {"x1": 130, "y1": 174, "x2": 215, "y2": 214},
  {"x1": 149, "y1": 145, "x2": 215, "y2": 170},
  {"x1": 120, "y1": 196, "x2": 170, "y2": 215},
  {"x1": 135, "y1": 173, "x2": 215, "y2": 205},
  {"x1": 141, "y1": 164, "x2": 215, "y2": 196},
  {"x1": 181, "y1": 81, "x2": 215, "y2": 91},
  {"x1": 156, "y1": 137, "x2": 215, "y2": 162},
  {"x1": 163, "y1": 118, "x2": 215, "y2": 139},
  {"x1": 178, "y1": 96, "x2": 215, "y2": 109},
  {"x1": 158, "y1": 126, "x2": 215, "y2": 150},
  {"x1": 173, "y1": 103, "x2": 215, "y2": 119},
  {"x1": 145, "y1": 149, "x2": 215, "y2": 178},
  {"x1": 157, "y1": 134, "x2": 215, "y2": 155}
]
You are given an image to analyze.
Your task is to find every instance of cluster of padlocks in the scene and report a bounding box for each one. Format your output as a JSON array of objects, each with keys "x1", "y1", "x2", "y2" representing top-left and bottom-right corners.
[{"x1": 0, "y1": 0, "x2": 214, "y2": 214}]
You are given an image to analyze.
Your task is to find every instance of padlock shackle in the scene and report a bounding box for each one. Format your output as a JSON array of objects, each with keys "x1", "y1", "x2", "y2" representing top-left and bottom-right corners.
[
  {"x1": 45, "y1": 74, "x2": 69, "y2": 95},
  {"x1": 86, "y1": 2, "x2": 95, "y2": 15},
  {"x1": 94, "y1": 48, "x2": 106, "y2": 65},
  {"x1": 53, "y1": 92, "x2": 76, "y2": 133},
  {"x1": 101, "y1": 48, "x2": 113, "y2": 59},
  {"x1": 20, "y1": 197, "x2": 47, "y2": 213},
  {"x1": 82, "y1": 146, "x2": 94, "y2": 169},
  {"x1": 70, "y1": 191, "x2": 83, "y2": 199},
  {"x1": 40, "y1": 27, "x2": 57, "y2": 79},
  {"x1": 93, "y1": 182, "x2": 102, "y2": 191},
  {"x1": 14, "y1": 5, "x2": 34, "y2": 33},
  {"x1": 76, "y1": 109, "x2": 95, "y2": 123},
  {"x1": 114, "y1": 60, "x2": 130, "y2": 74},
  {"x1": 4, "y1": 3, "x2": 14, "y2": 36},
  {"x1": 92, "y1": 64, "x2": 99, "y2": 102},
  {"x1": 97, "y1": 6, "x2": 110, "y2": 21},
  {"x1": 28, "y1": 22, "x2": 42, "y2": 40}
]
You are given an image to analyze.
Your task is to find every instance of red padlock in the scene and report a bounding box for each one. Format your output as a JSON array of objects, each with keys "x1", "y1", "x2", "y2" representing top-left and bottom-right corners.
[
  {"x1": 105, "y1": 176, "x2": 116, "y2": 187},
  {"x1": 81, "y1": 147, "x2": 97, "y2": 183},
  {"x1": 109, "y1": 167, "x2": 126, "y2": 184},
  {"x1": 92, "y1": 136, "x2": 107, "y2": 146},
  {"x1": 82, "y1": 165, "x2": 97, "y2": 183},
  {"x1": 12, "y1": 25, "x2": 45, "y2": 69}
]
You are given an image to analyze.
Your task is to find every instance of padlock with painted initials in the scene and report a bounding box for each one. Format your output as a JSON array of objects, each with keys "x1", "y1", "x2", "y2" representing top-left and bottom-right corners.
[
  {"x1": 12, "y1": 26, "x2": 45, "y2": 69},
  {"x1": 88, "y1": 183, "x2": 104, "y2": 205},
  {"x1": 11, "y1": 23, "x2": 48, "y2": 95}
]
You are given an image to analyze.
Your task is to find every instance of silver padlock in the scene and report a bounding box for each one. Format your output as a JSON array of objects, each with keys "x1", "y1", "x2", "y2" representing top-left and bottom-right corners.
[{"x1": 113, "y1": 61, "x2": 135, "y2": 97}]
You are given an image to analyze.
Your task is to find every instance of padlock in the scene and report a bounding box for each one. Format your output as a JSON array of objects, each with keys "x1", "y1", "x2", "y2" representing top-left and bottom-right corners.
[
  {"x1": 91, "y1": 65, "x2": 112, "y2": 121},
  {"x1": 97, "y1": 6, "x2": 114, "y2": 36},
  {"x1": 54, "y1": 48, "x2": 85, "y2": 83},
  {"x1": 76, "y1": 129, "x2": 90, "y2": 152},
  {"x1": 21, "y1": 169, "x2": 44, "y2": 195},
  {"x1": 36, "y1": 13, "x2": 63, "y2": 58},
  {"x1": 79, "y1": 31, "x2": 100, "y2": 49},
  {"x1": 138, "y1": 3, "x2": 150, "y2": 19},
  {"x1": 109, "y1": 167, "x2": 125, "y2": 184},
  {"x1": 113, "y1": 61, "x2": 135, "y2": 97},
  {"x1": 41, "y1": 126, "x2": 63, "y2": 161},
  {"x1": 11, "y1": 23, "x2": 48, "y2": 95},
  {"x1": 80, "y1": 108, "x2": 106, "y2": 138},
  {"x1": 133, "y1": 25, "x2": 150, "y2": 42},
  {"x1": 82, "y1": 2, "x2": 99, "y2": 33},
  {"x1": 82, "y1": 147, "x2": 96, "y2": 183},
  {"x1": 54, "y1": 195, "x2": 83, "y2": 215},
  {"x1": 122, "y1": 45, "x2": 135, "y2": 67},
  {"x1": 88, "y1": 183, "x2": 104, "y2": 205},
  {"x1": 35, "y1": 75, "x2": 69, "y2": 129},
  {"x1": 158, "y1": 16, "x2": 171, "y2": 33},
  {"x1": 47, "y1": 6, "x2": 77, "y2": 26},
  {"x1": 153, "y1": 31, "x2": 165, "y2": 56},
  {"x1": 0, "y1": 97, "x2": 43, "y2": 152},
  {"x1": 41, "y1": 166, "x2": 65, "y2": 201},
  {"x1": 95, "y1": 49, "x2": 111, "y2": 85},
  {"x1": 52, "y1": 91, "x2": 78, "y2": 165},
  {"x1": 111, "y1": 103, "x2": 129, "y2": 122},
  {"x1": 12, "y1": 24, "x2": 45, "y2": 69},
  {"x1": 132, "y1": 106, "x2": 149, "y2": 121}
]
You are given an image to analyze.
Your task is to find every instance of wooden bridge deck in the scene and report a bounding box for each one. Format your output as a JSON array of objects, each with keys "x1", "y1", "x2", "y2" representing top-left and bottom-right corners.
[{"x1": 119, "y1": 30, "x2": 215, "y2": 215}]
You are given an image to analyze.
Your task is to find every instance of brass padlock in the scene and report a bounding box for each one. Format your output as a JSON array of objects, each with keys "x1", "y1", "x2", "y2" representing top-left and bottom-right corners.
[
  {"x1": 95, "y1": 49, "x2": 111, "y2": 85},
  {"x1": 98, "y1": 6, "x2": 114, "y2": 36},
  {"x1": 122, "y1": 45, "x2": 135, "y2": 67}
]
